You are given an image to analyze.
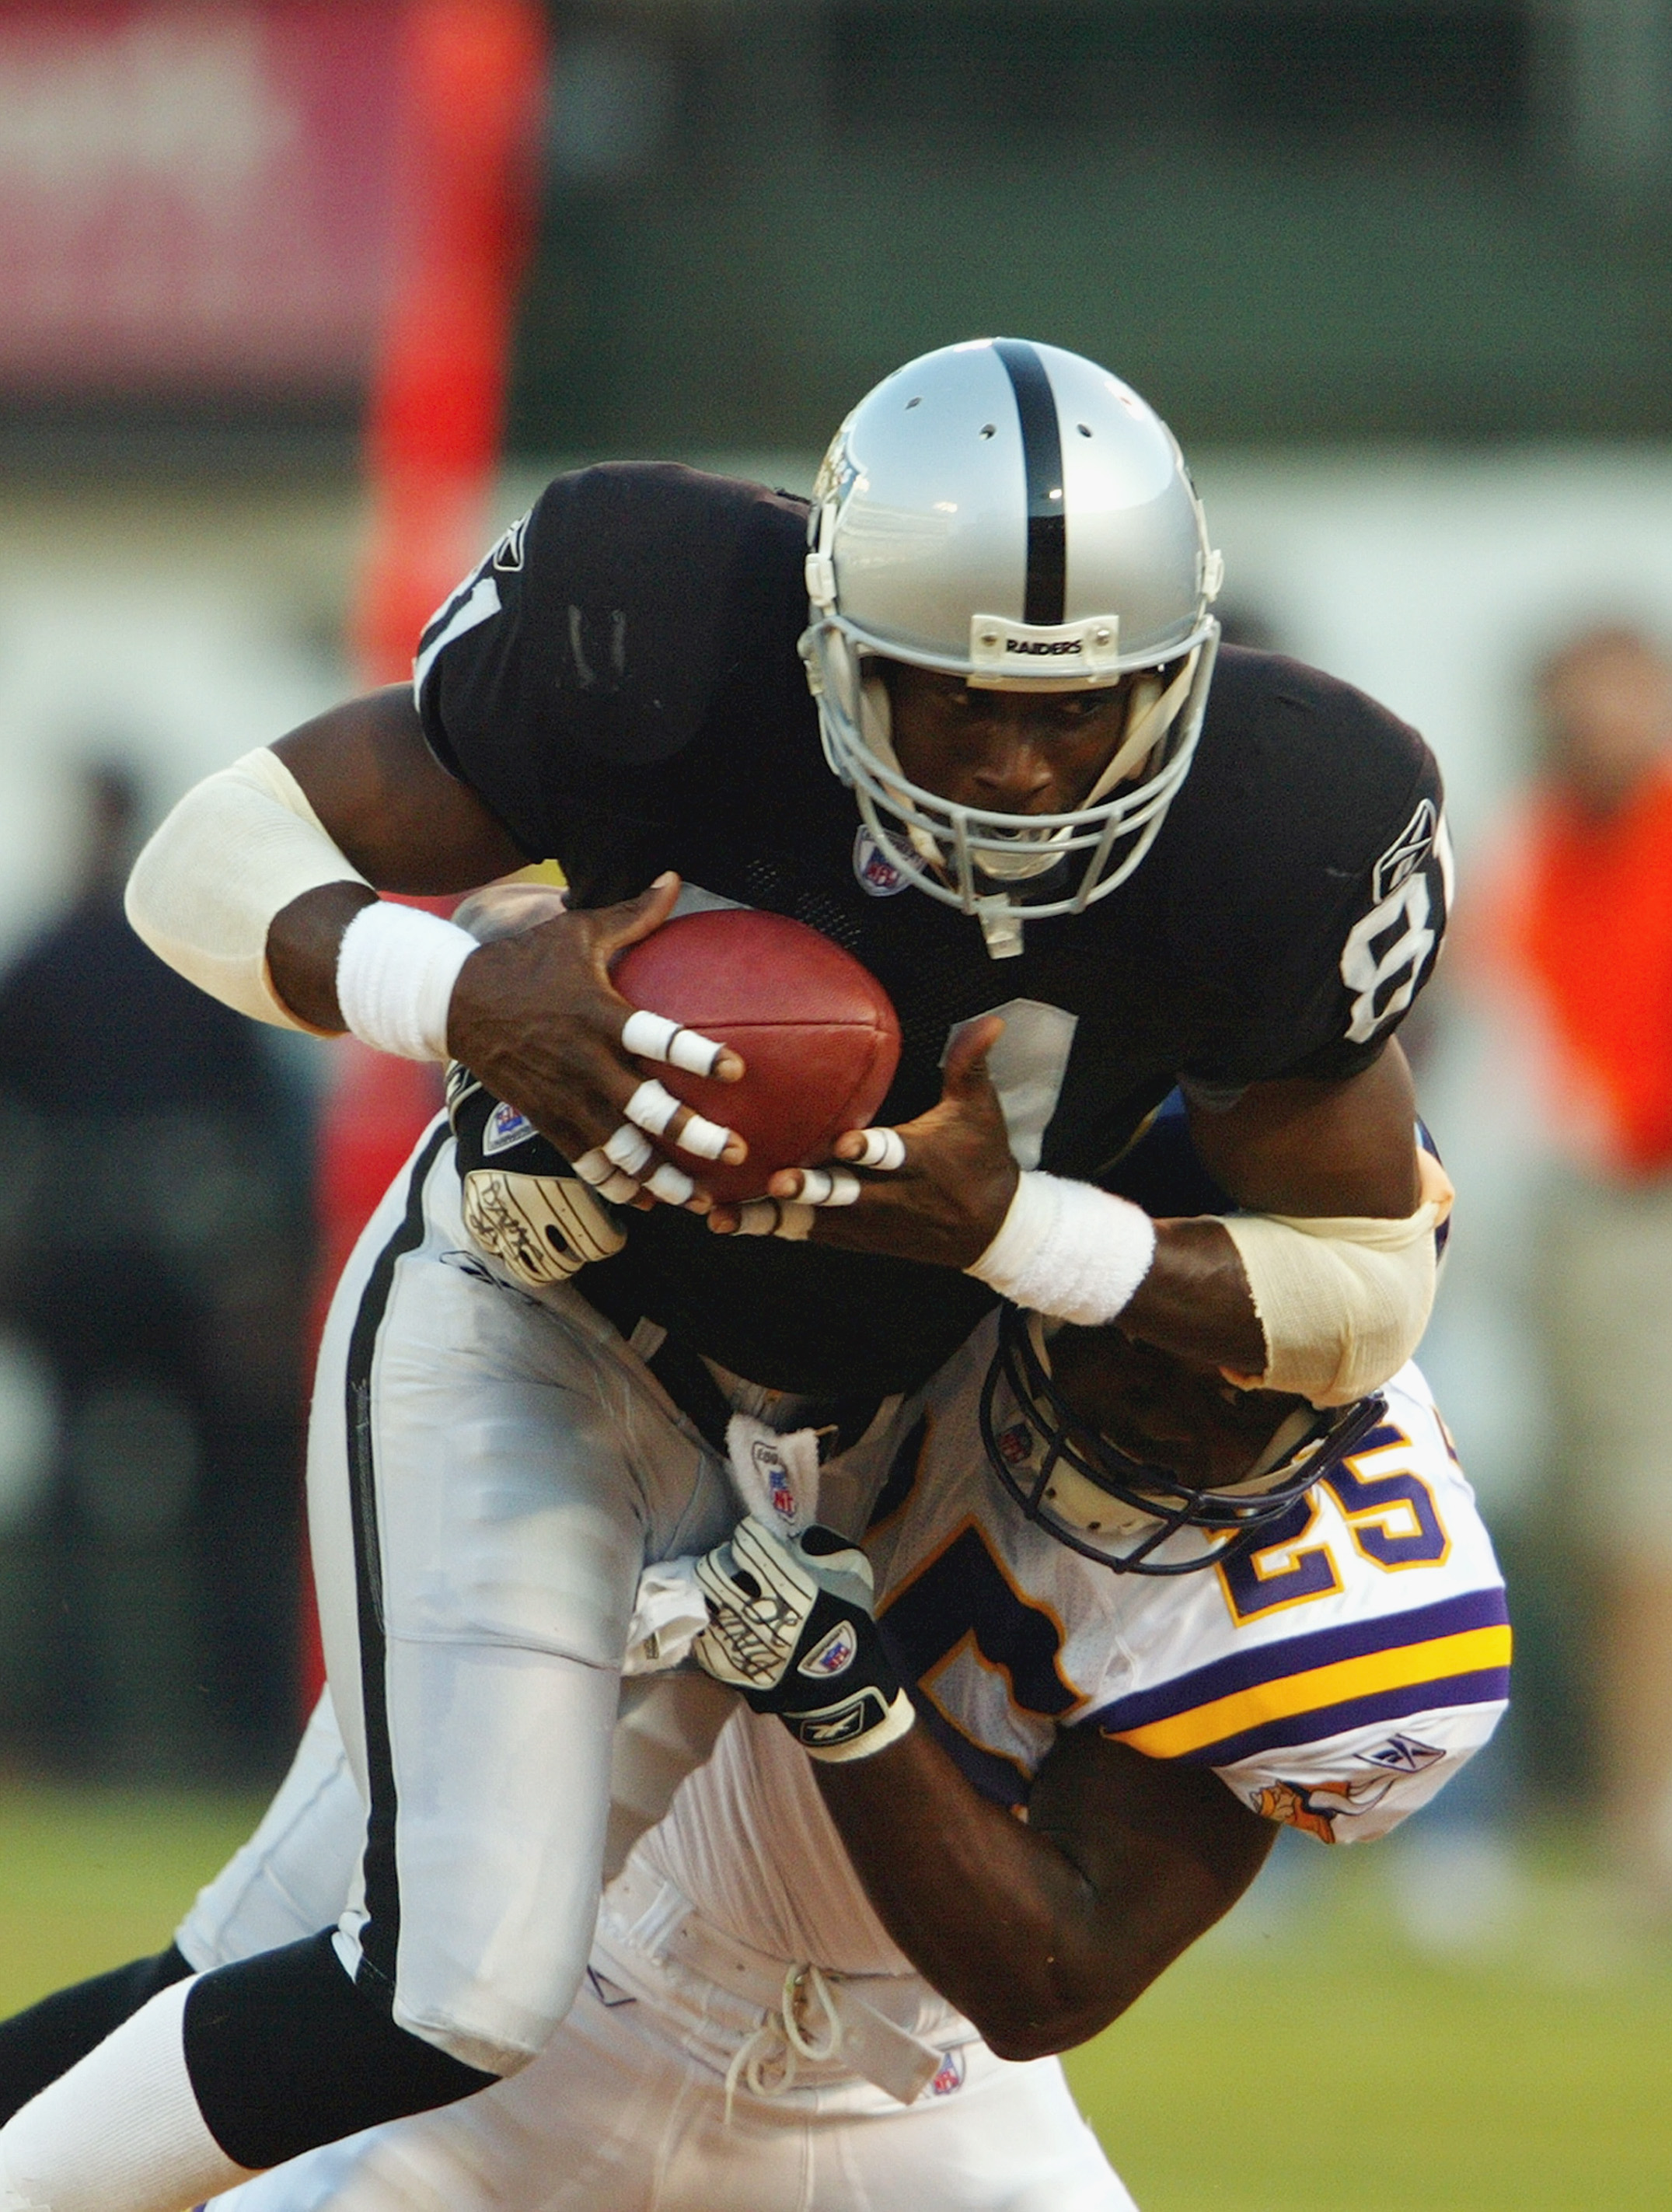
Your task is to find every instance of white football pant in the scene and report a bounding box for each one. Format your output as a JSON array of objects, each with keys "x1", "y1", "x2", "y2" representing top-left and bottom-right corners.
[
  {"x1": 181, "y1": 1696, "x2": 1132, "y2": 2212},
  {"x1": 305, "y1": 1123, "x2": 735, "y2": 2075}
]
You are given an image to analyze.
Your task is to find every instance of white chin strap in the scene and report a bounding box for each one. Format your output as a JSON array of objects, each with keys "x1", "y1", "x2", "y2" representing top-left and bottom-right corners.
[
  {"x1": 859, "y1": 676, "x2": 944, "y2": 873},
  {"x1": 857, "y1": 646, "x2": 1201, "y2": 886},
  {"x1": 1080, "y1": 649, "x2": 1201, "y2": 806}
]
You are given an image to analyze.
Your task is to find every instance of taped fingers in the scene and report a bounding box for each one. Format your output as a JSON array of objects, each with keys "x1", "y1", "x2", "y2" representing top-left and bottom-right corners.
[
  {"x1": 671, "y1": 1110, "x2": 736, "y2": 1163},
  {"x1": 623, "y1": 1078, "x2": 682, "y2": 1137},
  {"x1": 574, "y1": 1148, "x2": 643, "y2": 1206},
  {"x1": 644, "y1": 1162, "x2": 696, "y2": 1205},
  {"x1": 624, "y1": 1078, "x2": 736, "y2": 1164},
  {"x1": 796, "y1": 1169, "x2": 862, "y2": 1207},
  {"x1": 574, "y1": 1143, "x2": 696, "y2": 1210},
  {"x1": 620, "y1": 1009, "x2": 729, "y2": 1080},
  {"x1": 603, "y1": 1124, "x2": 654, "y2": 1176},
  {"x1": 734, "y1": 1200, "x2": 817, "y2": 1240},
  {"x1": 850, "y1": 1128, "x2": 906, "y2": 1172}
]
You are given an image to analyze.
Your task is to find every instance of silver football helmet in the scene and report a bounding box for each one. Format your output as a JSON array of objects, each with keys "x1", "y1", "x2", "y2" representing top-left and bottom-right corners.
[{"x1": 801, "y1": 338, "x2": 1223, "y2": 956}]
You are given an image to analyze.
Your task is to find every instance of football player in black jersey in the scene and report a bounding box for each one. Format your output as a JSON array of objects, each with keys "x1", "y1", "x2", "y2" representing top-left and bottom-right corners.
[
  {"x1": 132, "y1": 340, "x2": 1451, "y2": 1410},
  {"x1": 0, "y1": 342, "x2": 1454, "y2": 2212}
]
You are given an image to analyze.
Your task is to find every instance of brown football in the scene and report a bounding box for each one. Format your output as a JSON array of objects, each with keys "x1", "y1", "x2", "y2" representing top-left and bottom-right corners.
[{"x1": 613, "y1": 908, "x2": 902, "y2": 1204}]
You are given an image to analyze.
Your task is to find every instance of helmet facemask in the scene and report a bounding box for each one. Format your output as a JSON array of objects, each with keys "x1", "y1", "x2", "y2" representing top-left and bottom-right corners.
[
  {"x1": 805, "y1": 620, "x2": 1216, "y2": 939},
  {"x1": 979, "y1": 1306, "x2": 1388, "y2": 1575}
]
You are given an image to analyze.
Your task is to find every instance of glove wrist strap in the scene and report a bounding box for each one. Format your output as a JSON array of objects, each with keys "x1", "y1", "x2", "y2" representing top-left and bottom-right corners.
[{"x1": 794, "y1": 1686, "x2": 916, "y2": 1764}]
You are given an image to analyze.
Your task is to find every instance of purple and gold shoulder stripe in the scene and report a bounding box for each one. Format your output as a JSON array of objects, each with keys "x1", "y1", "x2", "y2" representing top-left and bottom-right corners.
[{"x1": 1089, "y1": 1588, "x2": 1510, "y2": 1767}]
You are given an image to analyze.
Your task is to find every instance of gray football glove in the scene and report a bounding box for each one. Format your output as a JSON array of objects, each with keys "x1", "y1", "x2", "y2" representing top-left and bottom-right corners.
[{"x1": 692, "y1": 1518, "x2": 915, "y2": 1763}]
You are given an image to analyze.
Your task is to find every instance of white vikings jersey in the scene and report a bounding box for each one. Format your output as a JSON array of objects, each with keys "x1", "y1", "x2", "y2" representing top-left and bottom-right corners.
[
  {"x1": 178, "y1": 1320, "x2": 1503, "y2": 2212},
  {"x1": 636, "y1": 1324, "x2": 1508, "y2": 1972}
]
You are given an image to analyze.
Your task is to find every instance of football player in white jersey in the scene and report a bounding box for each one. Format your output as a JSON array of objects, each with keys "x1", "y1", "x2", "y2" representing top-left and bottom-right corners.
[{"x1": 0, "y1": 1130, "x2": 1506, "y2": 2210}]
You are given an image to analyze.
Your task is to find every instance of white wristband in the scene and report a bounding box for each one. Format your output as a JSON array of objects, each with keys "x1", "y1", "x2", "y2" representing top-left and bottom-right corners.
[
  {"x1": 966, "y1": 1171, "x2": 1157, "y2": 1326},
  {"x1": 336, "y1": 901, "x2": 479, "y2": 1062}
]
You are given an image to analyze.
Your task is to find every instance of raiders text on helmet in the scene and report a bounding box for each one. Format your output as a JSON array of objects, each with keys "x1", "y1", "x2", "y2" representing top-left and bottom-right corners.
[{"x1": 801, "y1": 338, "x2": 1223, "y2": 956}]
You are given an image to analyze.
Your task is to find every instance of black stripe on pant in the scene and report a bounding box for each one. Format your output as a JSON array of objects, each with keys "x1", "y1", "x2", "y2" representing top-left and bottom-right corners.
[
  {"x1": 181, "y1": 1129, "x2": 495, "y2": 2170},
  {"x1": 344, "y1": 1120, "x2": 451, "y2": 2006}
]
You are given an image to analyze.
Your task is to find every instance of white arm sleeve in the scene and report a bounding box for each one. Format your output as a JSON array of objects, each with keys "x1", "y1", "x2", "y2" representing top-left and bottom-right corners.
[{"x1": 124, "y1": 746, "x2": 371, "y2": 1033}]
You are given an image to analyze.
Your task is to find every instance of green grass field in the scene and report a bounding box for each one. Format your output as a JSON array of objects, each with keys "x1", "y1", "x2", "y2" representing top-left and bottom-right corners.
[
  {"x1": 1066, "y1": 1840, "x2": 1672, "y2": 2210},
  {"x1": 2, "y1": 1785, "x2": 1669, "y2": 2209}
]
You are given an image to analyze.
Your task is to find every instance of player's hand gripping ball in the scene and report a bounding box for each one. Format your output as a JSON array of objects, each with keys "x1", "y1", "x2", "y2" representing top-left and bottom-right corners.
[{"x1": 612, "y1": 910, "x2": 901, "y2": 1205}]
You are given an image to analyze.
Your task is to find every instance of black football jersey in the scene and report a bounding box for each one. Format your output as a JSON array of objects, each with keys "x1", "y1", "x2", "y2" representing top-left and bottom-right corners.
[{"x1": 417, "y1": 464, "x2": 1450, "y2": 1397}]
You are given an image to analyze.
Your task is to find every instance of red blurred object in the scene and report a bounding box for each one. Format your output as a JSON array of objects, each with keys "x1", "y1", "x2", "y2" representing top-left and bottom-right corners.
[
  {"x1": 353, "y1": 0, "x2": 548, "y2": 685},
  {"x1": 312, "y1": 1047, "x2": 447, "y2": 1318},
  {"x1": 0, "y1": 2, "x2": 409, "y2": 395},
  {"x1": 301, "y1": 0, "x2": 549, "y2": 1704},
  {"x1": 613, "y1": 912, "x2": 902, "y2": 1206}
]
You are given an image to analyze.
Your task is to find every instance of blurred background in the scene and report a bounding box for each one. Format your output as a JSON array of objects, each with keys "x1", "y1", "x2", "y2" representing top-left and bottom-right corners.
[{"x1": 1, "y1": 1, "x2": 1670, "y2": 2201}]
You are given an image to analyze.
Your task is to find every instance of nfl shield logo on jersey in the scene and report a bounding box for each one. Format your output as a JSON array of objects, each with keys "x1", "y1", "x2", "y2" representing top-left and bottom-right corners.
[
  {"x1": 997, "y1": 1421, "x2": 1033, "y2": 1469},
  {"x1": 853, "y1": 826, "x2": 909, "y2": 896},
  {"x1": 930, "y1": 2049, "x2": 965, "y2": 2097}
]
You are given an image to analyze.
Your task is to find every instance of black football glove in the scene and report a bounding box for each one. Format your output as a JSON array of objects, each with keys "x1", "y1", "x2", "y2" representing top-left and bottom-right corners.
[{"x1": 692, "y1": 1518, "x2": 915, "y2": 1763}]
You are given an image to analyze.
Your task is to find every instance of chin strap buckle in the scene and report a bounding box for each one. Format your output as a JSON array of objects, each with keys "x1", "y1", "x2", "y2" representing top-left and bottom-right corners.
[{"x1": 978, "y1": 901, "x2": 1025, "y2": 959}]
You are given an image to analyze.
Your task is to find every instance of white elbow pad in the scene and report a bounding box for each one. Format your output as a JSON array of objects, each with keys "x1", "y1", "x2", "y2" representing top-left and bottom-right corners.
[
  {"x1": 1219, "y1": 1153, "x2": 1454, "y2": 1404},
  {"x1": 125, "y1": 747, "x2": 370, "y2": 1033}
]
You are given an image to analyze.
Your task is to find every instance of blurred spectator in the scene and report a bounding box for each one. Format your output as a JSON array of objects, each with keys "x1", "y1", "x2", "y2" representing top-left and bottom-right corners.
[
  {"x1": 1478, "y1": 627, "x2": 1672, "y2": 1913},
  {"x1": 0, "y1": 762, "x2": 312, "y2": 1781}
]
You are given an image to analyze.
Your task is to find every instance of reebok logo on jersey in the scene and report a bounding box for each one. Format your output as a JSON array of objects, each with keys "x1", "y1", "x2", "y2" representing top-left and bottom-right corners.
[
  {"x1": 492, "y1": 511, "x2": 529, "y2": 571},
  {"x1": 798, "y1": 1620, "x2": 859, "y2": 1678},
  {"x1": 1356, "y1": 1732, "x2": 1444, "y2": 1775},
  {"x1": 585, "y1": 1966, "x2": 637, "y2": 2009},
  {"x1": 483, "y1": 1100, "x2": 536, "y2": 1156},
  {"x1": 853, "y1": 826, "x2": 909, "y2": 896},
  {"x1": 1371, "y1": 799, "x2": 1437, "y2": 903}
]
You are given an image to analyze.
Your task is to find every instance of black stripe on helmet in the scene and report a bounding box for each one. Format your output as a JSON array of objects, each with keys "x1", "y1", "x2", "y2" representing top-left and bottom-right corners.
[{"x1": 993, "y1": 339, "x2": 1066, "y2": 628}]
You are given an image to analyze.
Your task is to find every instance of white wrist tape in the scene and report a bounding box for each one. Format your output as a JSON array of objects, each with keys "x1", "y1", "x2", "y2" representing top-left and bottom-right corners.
[
  {"x1": 335, "y1": 900, "x2": 478, "y2": 1063},
  {"x1": 966, "y1": 1172, "x2": 1157, "y2": 1326},
  {"x1": 124, "y1": 746, "x2": 370, "y2": 1033},
  {"x1": 1219, "y1": 1155, "x2": 1451, "y2": 1404},
  {"x1": 0, "y1": 1977, "x2": 256, "y2": 2212}
]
